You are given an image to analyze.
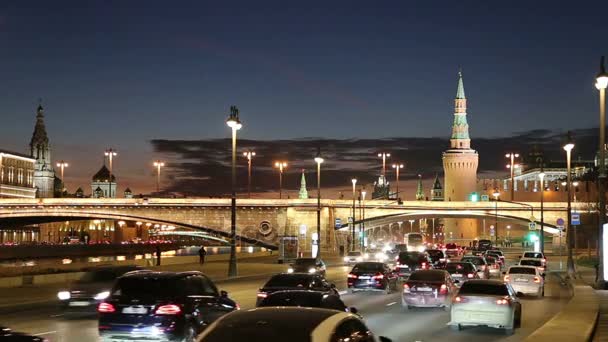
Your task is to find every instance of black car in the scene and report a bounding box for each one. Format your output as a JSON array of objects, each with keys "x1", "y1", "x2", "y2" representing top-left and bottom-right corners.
[
  {"x1": 0, "y1": 326, "x2": 47, "y2": 341},
  {"x1": 58, "y1": 265, "x2": 144, "y2": 314},
  {"x1": 396, "y1": 252, "x2": 432, "y2": 279},
  {"x1": 477, "y1": 239, "x2": 492, "y2": 252},
  {"x1": 257, "y1": 273, "x2": 338, "y2": 306},
  {"x1": 426, "y1": 249, "x2": 448, "y2": 268},
  {"x1": 258, "y1": 290, "x2": 353, "y2": 313},
  {"x1": 287, "y1": 258, "x2": 327, "y2": 276},
  {"x1": 98, "y1": 271, "x2": 238, "y2": 342},
  {"x1": 445, "y1": 262, "x2": 479, "y2": 284},
  {"x1": 195, "y1": 307, "x2": 392, "y2": 342},
  {"x1": 347, "y1": 262, "x2": 398, "y2": 293}
]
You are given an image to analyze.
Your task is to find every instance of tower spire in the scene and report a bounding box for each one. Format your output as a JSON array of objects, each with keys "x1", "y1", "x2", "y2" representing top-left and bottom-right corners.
[
  {"x1": 415, "y1": 174, "x2": 424, "y2": 200},
  {"x1": 456, "y1": 69, "x2": 466, "y2": 99},
  {"x1": 298, "y1": 169, "x2": 308, "y2": 199},
  {"x1": 450, "y1": 70, "x2": 471, "y2": 149}
]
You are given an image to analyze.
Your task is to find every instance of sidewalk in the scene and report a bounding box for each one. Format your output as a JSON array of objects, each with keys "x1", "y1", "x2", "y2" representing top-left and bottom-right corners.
[{"x1": 575, "y1": 265, "x2": 606, "y2": 342}]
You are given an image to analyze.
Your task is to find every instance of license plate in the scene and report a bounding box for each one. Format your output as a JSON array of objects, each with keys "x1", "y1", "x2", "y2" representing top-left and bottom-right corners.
[
  {"x1": 122, "y1": 306, "x2": 148, "y2": 314},
  {"x1": 417, "y1": 287, "x2": 432, "y2": 292},
  {"x1": 452, "y1": 274, "x2": 462, "y2": 278},
  {"x1": 69, "y1": 301, "x2": 91, "y2": 307},
  {"x1": 358, "y1": 276, "x2": 370, "y2": 279},
  {"x1": 516, "y1": 278, "x2": 529, "y2": 282}
]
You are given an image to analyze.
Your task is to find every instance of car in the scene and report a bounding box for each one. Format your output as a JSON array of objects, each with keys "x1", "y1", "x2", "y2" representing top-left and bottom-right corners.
[
  {"x1": 485, "y1": 256, "x2": 502, "y2": 277},
  {"x1": 460, "y1": 256, "x2": 490, "y2": 279},
  {"x1": 347, "y1": 262, "x2": 398, "y2": 294},
  {"x1": 287, "y1": 258, "x2": 327, "y2": 276},
  {"x1": 477, "y1": 239, "x2": 493, "y2": 252},
  {"x1": 402, "y1": 270, "x2": 457, "y2": 311},
  {"x1": 520, "y1": 252, "x2": 547, "y2": 267},
  {"x1": 445, "y1": 262, "x2": 479, "y2": 284},
  {"x1": 426, "y1": 249, "x2": 448, "y2": 268},
  {"x1": 98, "y1": 271, "x2": 238, "y2": 342},
  {"x1": 258, "y1": 290, "x2": 357, "y2": 314},
  {"x1": 257, "y1": 273, "x2": 338, "y2": 306},
  {"x1": 449, "y1": 279, "x2": 522, "y2": 334},
  {"x1": 445, "y1": 243, "x2": 461, "y2": 258},
  {"x1": 396, "y1": 251, "x2": 432, "y2": 280},
  {"x1": 519, "y1": 258, "x2": 545, "y2": 274},
  {"x1": 485, "y1": 250, "x2": 505, "y2": 265},
  {"x1": 504, "y1": 266, "x2": 544, "y2": 297},
  {"x1": 343, "y1": 251, "x2": 365, "y2": 265},
  {"x1": 195, "y1": 307, "x2": 393, "y2": 342},
  {"x1": 58, "y1": 265, "x2": 145, "y2": 314},
  {"x1": 0, "y1": 326, "x2": 47, "y2": 341},
  {"x1": 372, "y1": 250, "x2": 390, "y2": 262}
]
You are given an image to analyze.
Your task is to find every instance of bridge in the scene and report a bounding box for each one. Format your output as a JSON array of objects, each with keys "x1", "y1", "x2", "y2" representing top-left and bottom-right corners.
[{"x1": 0, "y1": 198, "x2": 591, "y2": 250}]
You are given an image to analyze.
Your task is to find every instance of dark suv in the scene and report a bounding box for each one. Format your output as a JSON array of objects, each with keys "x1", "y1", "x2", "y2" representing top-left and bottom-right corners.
[
  {"x1": 98, "y1": 271, "x2": 238, "y2": 342},
  {"x1": 396, "y1": 252, "x2": 432, "y2": 280}
]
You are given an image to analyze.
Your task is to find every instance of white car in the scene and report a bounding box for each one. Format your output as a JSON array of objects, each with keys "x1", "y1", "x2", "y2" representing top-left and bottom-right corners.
[
  {"x1": 343, "y1": 251, "x2": 365, "y2": 265},
  {"x1": 449, "y1": 279, "x2": 522, "y2": 334},
  {"x1": 504, "y1": 265, "x2": 544, "y2": 297},
  {"x1": 519, "y1": 251, "x2": 546, "y2": 267},
  {"x1": 519, "y1": 258, "x2": 545, "y2": 274}
]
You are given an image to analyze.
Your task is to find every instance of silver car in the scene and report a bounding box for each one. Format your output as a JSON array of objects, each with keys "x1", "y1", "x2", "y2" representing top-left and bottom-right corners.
[
  {"x1": 449, "y1": 279, "x2": 522, "y2": 334},
  {"x1": 505, "y1": 265, "x2": 544, "y2": 297}
]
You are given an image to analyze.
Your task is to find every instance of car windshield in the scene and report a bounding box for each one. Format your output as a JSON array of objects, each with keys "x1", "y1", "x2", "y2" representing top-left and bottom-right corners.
[
  {"x1": 346, "y1": 252, "x2": 361, "y2": 257},
  {"x1": 426, "y1": 250, "x2": 443, "y2": 258},
  {"x1": 461, "y1": 257, "x2": 484, "y2": 265},
  {"x1": 446, "y1": 243, "x2": 457, "y2": 249},
  {"x1": 398, "y1": 252, "x2": 424, "y2": 262},
  {"x1": 520, "y1": 259, "x2": 542, "y2": 266},
  {"x1": 261, "y1": 293, "x2": 322, "y2": 307},
  {"x1": 351, "y1": 262, "x2": 384, "y2": 272},
  {"x1": 409, "y1": 271, "x2": 445, "y2": 282},
  {"x1": 265, "y1": 275, "x2": 313, "y2": 288},
  {"x1": 458, "y1": 282, "x2": 509, "y2": 296},
  {"x1": 79, "y1": 268, "x2": 133, "y2": 283},
  {"x1": 509, "y1": 267, "x2": 536, "y2": 275},
  {"x1": 446, "y1": 263, "x2": 474, "y2": 273},
  {"x1": 294, "y1": 259, "x2": 316, "y2": 266},
  {"x1": 523, "y1": 252, "x2": 543, "y2": 258},
  {"x1": 478, "y1": 240, "x2": 492, "y2": 246}
]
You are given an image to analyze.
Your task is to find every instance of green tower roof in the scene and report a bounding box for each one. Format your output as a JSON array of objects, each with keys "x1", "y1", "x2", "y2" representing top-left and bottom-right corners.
[
  {"x1": 298, "y1": 170, "x2": 308, "y2": 199},
  {"x1": 456, "y1": 70, "x2": 466, "y2": 99},
  {"x1": 415, "y1": 175, "x2": 424, "y2": 200},
  {"x1": 432, "y1": 174, "x2": 442, "y2": 190}
]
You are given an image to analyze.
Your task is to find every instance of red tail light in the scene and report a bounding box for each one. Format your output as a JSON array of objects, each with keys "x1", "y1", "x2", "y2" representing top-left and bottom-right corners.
[
  {"x1": 533, "y1": 276, "x2": 541, "y2": 284},
  {"x1": 504, "y1": 275, "x2": 510, "y2": 282},
  {"x1": 155, "y1": 304, "x2": 182, "y2": 315},
  {"x1": 439, "y1": 284, "x2": 448, "y2": 294},
  {"x1": 373, "y1": 273, "x2": 384, "y2": 280},
  {"x1": 467, "y1": 273, "x2": 474, "y2": 279},
  {"x1": 493, "y1": 264, "x2": 499, "y2": 269},
  {"x1": 496, "y1": 298, "x2": 510, "y2": 305},
  {"x1": 403, "y1": 284, "x2": 410, "y2": 293},
  {"x1": 348, "y1": 273, "x2": 358, "y2": 279},
  {"x1": 541, "y1": 258, "x2": 546, "y2": 263},
  {"x1": 453, "y1": 296, "x2": 467, "y2": 303},
  {"x1": 421, "y1": 262, "x2": 427, "y2": 269},
  {"x1": 257, "y1": 292, "x2": 268, "y2": 298},
  {"x1": 97, "y1": 302, "x2": 115, "y2": 313}
]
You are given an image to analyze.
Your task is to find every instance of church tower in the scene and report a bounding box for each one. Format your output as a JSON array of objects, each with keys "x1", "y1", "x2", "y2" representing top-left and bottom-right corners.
[
  {"x1": 30, "y1": 104, "x2": 55, "y2": 198},
  {"x1": 442, "y1": 71, "x2": 479, "y2": 201}
]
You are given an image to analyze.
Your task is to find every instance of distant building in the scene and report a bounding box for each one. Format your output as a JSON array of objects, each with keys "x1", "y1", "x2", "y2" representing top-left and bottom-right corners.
[
  {"x1": 0, "y1": 150, "x2": 36, "y2": 198},
  {"x1": 30, "y1": 104, "x2": 55, "y2": 198},
  {"x1": 431, "y1": 174, "x2": 444, "y2": 201},
  {"x1": 124, "y1": 187, "x2": 133, "y2": 199},
  {"x1": 75, "y1": 187, "x2": 84, "y2": 198},
  {"x1": 373, "y1": 175, "x2": 390, "y2": 199},
  {"x1": 91, "y1": 164, "x2": 116, "y2": 198}
]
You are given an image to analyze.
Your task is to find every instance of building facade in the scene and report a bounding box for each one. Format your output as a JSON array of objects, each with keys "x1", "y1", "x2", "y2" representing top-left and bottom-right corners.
[
  {"x1": 30, "y1": 104, "x2": 55, "y2": 198},
  {"x1": 91, "y1": 164, "x2": 117, "y2": 198},
  {"x1": 0, "y1": 151, "x2": 36, "y2": 198}
]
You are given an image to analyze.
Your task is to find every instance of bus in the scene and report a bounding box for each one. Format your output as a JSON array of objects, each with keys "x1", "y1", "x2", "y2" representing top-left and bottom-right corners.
[{"x1": 404, "y1": 233, "x2": 426, "y2": 252}]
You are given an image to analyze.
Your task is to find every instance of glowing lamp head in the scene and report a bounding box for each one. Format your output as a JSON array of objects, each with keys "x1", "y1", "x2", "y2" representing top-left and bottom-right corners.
[
  {"x1": 314, "y1": 156, "x2": 324, "y2": 164},
  {"x1": 492, "y1": 190, "x2": 500, "y2": 198},
  {"x1": 596, "y1": 57, "x2": 608, "y2": 90},
  {"x1": 351, "y1": 178, "x2": 357, "y2": 185},
  {"x1": 226, "y1": 117, "x2": 242, "y2": 130}
]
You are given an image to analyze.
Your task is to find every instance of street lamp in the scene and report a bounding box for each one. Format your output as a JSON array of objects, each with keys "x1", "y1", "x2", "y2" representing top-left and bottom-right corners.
[
  {"x1": 493, "y1": 189, "x2": 500, "y2": 244},
  {"x1": 351, "y1": 178, "x2": 357, "y2": 251},
  {"x1": 563, "y1": 131, "x2": 575, "y2": 277},
  {"x1": 56, "y1": 160, "x2": 68, "y2": 194},
  {"x1": 314, "y1": 150, "x2": 324, "y2": 259},
  {"x1": 408, "y1": 219, "x2": 415, "y2": 232},
  {"x1": 377, "y1": 152, "x2": 391, "y2": 176},
  {"x1": 226, "y1": 105, "x2": 242, "y2": 277},
  {"x1": 361, "y1": 190, "x2": 367, "y2": 252},
  {"x1": 104, "y1": 149, "x2": 117, "y2": 198},
  {"x1": 153, "y1": 160, "x2": 165, "y2": 194},
  {"x1": 539, "y1": 171, "x2": 545, "y2": 253},
  {"x1": 596, "y1": 56, "x2": 608, "y2": 288},
  {"x1": 392, "y1": 163, "x2": 404, "y2": 201},
  {"x1": 505, "y1": 153, "x2": 520, "y2": 201},
  {"x1": 243, "y1": 151, "x2": 256, "y2": 198},
  {"x1": 135, "y1": 221, "x2": 142, "y2": 238},
  {"x1": 274, "y1": 161, "x2": 288, "y2": 199}
]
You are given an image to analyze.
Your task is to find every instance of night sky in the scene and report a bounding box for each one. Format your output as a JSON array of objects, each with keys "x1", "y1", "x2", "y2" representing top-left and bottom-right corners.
[{"x1": 0, "y1": 1, "x2": 606, "y2": 195}]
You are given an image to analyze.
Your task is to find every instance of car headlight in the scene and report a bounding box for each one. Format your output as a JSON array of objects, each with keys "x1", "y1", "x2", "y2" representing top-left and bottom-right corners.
[
  {"x1": 417, "y1": 246, "x2": 425, "y2": 253},
  {"x1": 287, "y1": 268, "x2": 294, "y2": 273},
  {"x1": 57, "y1": 291, "x2": 71, "y2": 300},
  {"x1": 356, "y1": 257, "x2": 363, "y2": 262},
  {"x1": 308, "y1": 268, "x2": 316, "y2": 273},
  {"x1": 94, "y1": 291, "x2": 110, "y2": 300},
  {"x1": 363, "y1": 253, "x2": 369, "y2": 259}
]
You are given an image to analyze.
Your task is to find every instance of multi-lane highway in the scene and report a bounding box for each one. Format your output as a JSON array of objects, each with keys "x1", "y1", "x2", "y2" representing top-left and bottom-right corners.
[{"x1": 0, "y1": 256, "x2": 571, "y2": 341}]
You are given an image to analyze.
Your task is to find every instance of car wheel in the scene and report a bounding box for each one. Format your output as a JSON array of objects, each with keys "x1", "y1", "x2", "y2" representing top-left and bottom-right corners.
[
  {"x1": 541, "y1": 287, "x2": 545, "y2": 297},
  {"x1": 442, "y1": 304, "x2": 450, "y2": 312},
  {"x1": 505, "y1": 327, "x2": 515, "y2": 335},
  {"x1": 450, "y1": 324, "x2": 461, "y2": 331},
  {"x1": 515, "y1": 310, "x2": 522, "y2": 328}
]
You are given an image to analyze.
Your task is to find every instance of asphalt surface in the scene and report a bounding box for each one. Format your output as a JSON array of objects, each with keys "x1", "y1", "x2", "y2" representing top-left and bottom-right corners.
[{"x1": 0, "y1": 257, "x2": 571, "y2": 342}]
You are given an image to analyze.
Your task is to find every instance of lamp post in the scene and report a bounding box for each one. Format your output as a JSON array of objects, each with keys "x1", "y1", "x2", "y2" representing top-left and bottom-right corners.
[
  {"x1": 505, "y1": 153, "x2": 520, "y2": 201},
  {"x1": 377, "y1": 152, "x2": 391, "y2": 176},
  {"x1": 274, "y1": 161, "x2": 288, "y2": 199},
  {"x1": 539, "y1": 171, "x2": 545, "y2": 253},
  {"x1": 56, "y1": 160, "x2": 68, "y2": 194},
  {"x1": 104, "y1": 149, "x2": 117, "y2": 198},
  {"x1": 351, "y1": 178, "x2": 357, "y2": 251},
  {"x1": 563, "y1": 131, "x2": 576, "y2": 277},
  {"x1": 392, "y1": 163, "x2": 404, "y2": 200},
  {"x1": 226, "y1": 105, "x2": 242, "y2": 277},
  {"x1": 314, "y1": 150, "x2": 324, "y2": 259},
  {"x1": 493, "y1": 190, "x2": 500, "y2": 245},
  {"x1": 408, "y1": 219, "x2": 415, "y2": 232},
  {"x1": 361, "y1": 190, "x2": 366, "y2": 252},
  {"x1": 153, "y1": 160, "x2": 165, "y2": 194},
  {"x1": 596, "y1": 56, "x2": 608, "y2": 288},
  {"x1": 243, "y1": 151, "x2": 256, "y2": 198},
  {"x1": 135, "y1": 221, "x2": 142, "y2": 238}
]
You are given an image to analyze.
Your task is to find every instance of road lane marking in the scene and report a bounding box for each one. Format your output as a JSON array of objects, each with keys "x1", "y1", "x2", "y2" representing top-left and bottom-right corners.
[
  {"x1": 386, "y1": 301, "x2": 397, "y2": 306},
  {"x1": 33, "y1": 331, "x2": 56, "y2": 336},
  {"x1": 50, "y1": 314, "x2": 64, "y2": 318}
]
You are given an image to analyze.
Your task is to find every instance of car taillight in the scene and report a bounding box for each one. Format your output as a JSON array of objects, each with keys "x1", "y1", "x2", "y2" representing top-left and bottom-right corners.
[
  {"x1": 97, "y1": 302, "x2": 115, "y2": 313},
  {"x1": 421, "y1": 262, "x2": 427, "y2": 269},
  {"x1": 542, "y1": 258, "x2": 546, "y2": 263},
  {"x1": 257, "y1": 292, "x2": 267, "y2": 298},
  {"x1": 504, "y1": 275, "x2": 510, "y2": 282},
  {"x1": 439, "y1": 284, "x2": 448, "y2": 294},
  {"x1": 496, "y1": 298, "x2": 510, "y2": 305},
  {"x1": 155, "y1": 304, "x2": 182, "y2": 315},
  {"x1": 348, "y1": 273, "x2": 358, "y2": 279},
  {"x1": 467, "y1": 273, "x2": 474, "y2": 279},
  {"x1": 403, "y1": 284, "x2": 410, "y2": 293},
  {"x1": 453, "y1": 296, "x2": 467, "y2": 303},
  {"x1": 534, "y1": 276, "x2": 541, "y2": 284},
  {"x1": 493, "y1": 264, "x2": 499, "y2": 269},
  {"x1": 373, "y1": 273, "x2": 384, "y2": 280}
]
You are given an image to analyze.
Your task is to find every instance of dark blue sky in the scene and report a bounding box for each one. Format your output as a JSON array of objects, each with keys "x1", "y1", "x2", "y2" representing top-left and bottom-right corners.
[{"x1": 0, "y1": 1, "x2": 606, "y2": 193}]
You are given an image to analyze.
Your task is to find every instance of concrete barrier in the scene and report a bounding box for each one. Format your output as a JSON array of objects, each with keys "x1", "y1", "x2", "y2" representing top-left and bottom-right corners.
[{"x1": 525, "y1": 277, "x2": 598, "y2": 342}]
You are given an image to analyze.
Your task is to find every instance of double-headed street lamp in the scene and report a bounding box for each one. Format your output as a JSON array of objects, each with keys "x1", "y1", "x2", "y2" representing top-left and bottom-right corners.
[
  {"x1": 153, "y1": 160, "x2": 165, "y2": 193},
  {"x1": 243, "y1": 151, "x2": 256, "y2": 198},
  {"x1": 104, "y1": 149, "x2": 117, "y2": 197},
  {"x1": 378, "y1": 152, "x2": 391, "y2": 176},
  {"x1": 392, "y1": 163, "x2": 404, "y2": 200},
  {"x1": 351, "y1": 178, "x2": 357, "y2": 251},
  {"x1": 314, "y1": 150, "x2": 324, "y2": 259},
  {"x1": 492, "y1": 189, "x2": 500, "y2": 244},
  {"x1": 56, "y1": 160, "x2": 68, "y2": 194},
  {"x1": 539, "y1": 171, "x2": 545, "y2": 253},
  {"x1": 596, "y1": 56, "x2": 608, "y2": 288},
  {"x1": 563, "y1": 132, "x2": 575, "y2": 277},
  {"x1": 226, "y1": 105, "x2": 242, "y2": 277},
  {"x1": 505, "y1": 153, "x2": 520, "y2": 201},
  {"x1": 274, "y1": 161, "x2": 288, "y2": 199}
]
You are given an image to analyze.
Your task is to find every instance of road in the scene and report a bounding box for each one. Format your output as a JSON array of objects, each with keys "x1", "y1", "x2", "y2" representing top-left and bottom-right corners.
[{"x1": 0, "y1": 257, "x2": 571, "y2": 342}]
